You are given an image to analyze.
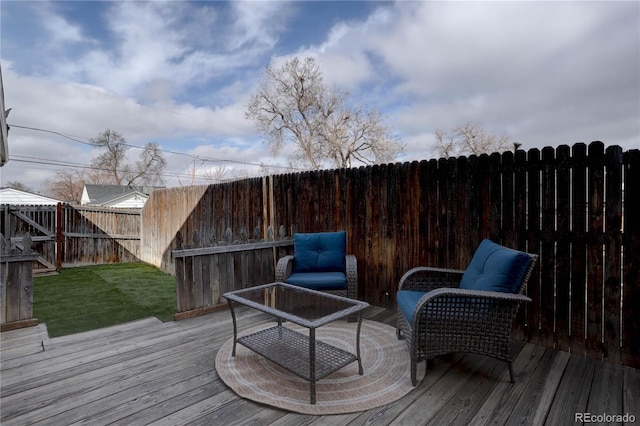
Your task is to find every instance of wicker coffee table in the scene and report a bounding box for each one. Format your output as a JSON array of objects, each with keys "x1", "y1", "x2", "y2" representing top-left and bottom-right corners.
[{"x1": 223, "y1": 282, "x2": 369, "y2": 404}]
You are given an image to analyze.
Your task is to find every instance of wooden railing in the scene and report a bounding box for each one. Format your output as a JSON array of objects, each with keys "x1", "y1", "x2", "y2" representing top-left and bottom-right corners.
[{"x1": 171, "y1": 226, "x2": 293, "y2": 320}]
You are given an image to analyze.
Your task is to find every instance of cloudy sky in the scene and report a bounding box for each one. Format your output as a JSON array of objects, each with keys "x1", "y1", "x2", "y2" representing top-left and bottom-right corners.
[{"x1": 1, "y1": 0, "x2": 638, "y2": 192}]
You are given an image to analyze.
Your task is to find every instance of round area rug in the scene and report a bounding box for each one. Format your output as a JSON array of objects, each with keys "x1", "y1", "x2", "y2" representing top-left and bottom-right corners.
[{"x1": 215, "y1": 320, "x2": 425, "y2": 415}]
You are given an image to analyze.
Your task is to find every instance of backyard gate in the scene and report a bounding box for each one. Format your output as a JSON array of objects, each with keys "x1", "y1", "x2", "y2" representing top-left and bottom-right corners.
[
  {"x1": 1, "y1": 205, "x2": 57, "y2": 273},
  {"x1": 0, "y1": 203, "x2": 142, "y2": 272}
]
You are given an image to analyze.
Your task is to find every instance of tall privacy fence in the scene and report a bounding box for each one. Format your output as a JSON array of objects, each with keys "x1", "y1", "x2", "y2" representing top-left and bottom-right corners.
[
  {"x1": 0, "y1": 203, "x2": 141, "y2": 272},
  {"x1": 142, "y1": 142, "x2": 639, "y2": 367}
]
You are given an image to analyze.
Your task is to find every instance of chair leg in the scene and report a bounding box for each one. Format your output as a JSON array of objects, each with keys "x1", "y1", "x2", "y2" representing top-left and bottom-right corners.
[
  {"x1": 411, "y1": 362, "x2": 417, "y2": 386},
  {"x1": 508, "y1": 361, "x2": 515, "y2": 383},
  {"x1": 411, "y1": 351, "x2": 418, "y2": 386}
]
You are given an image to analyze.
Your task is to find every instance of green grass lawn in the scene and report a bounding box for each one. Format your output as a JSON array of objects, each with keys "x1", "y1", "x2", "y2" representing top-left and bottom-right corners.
[{"x1": 34, "y1": 263, "x2": 176, "y2": 337}]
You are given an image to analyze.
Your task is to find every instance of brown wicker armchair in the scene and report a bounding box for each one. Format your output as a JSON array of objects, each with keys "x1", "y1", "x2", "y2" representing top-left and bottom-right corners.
[{"x1": 396, "y1": 240, "x2": 537, "y2": 386}]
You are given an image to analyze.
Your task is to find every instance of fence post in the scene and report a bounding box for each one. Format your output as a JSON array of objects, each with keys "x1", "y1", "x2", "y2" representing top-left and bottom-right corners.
[
  {"x1": 56, "y1": 202, "x2": 63, "y2": 272},
  {"x1": 0, "y1": 232, "x2": 39, "y2": 331}
]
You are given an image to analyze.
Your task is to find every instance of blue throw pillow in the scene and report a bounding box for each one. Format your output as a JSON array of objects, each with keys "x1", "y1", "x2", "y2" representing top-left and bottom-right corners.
[
  {"x1": 459, "y1": 239, "x2": 531, "y2": 293},
  {"x1": 293, "y1": 231, "x2": 347, "y2": 273}
]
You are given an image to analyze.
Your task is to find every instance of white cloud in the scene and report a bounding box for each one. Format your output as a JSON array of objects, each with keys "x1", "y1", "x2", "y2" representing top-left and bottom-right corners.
[
  {"x1": 330, "y1": 1, "x2": 639, "y2": 151},
  {"x1": 229, "y1": 1, "x2": 291, "y2": 50},
  {"x1": 2, "y1": 0, "x2": 638, "y2": 192},
  {"x1": 1, "y1": 65, "x2": 263, "y2": 190},
  {"x1": 37, "y1": 5, "x2": 88, "y2": 46},
  {"x1": 39, "y1": 1, "x2": 290, "y2": 99}
]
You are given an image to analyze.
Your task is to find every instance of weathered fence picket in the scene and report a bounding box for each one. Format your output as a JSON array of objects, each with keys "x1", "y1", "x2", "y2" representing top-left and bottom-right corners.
[
  {"x1": 571, "y1": 144, "x2": 588, "y2": 356},
  {"x1": 586, "y1": 142, "x2": 605, "y2": 359},
  {"x1": 555, "y1": 145, "x2": 571, "y2": 353},
  {"x1": 622, "y1": 148, "x2": 640, "y2": 367}
]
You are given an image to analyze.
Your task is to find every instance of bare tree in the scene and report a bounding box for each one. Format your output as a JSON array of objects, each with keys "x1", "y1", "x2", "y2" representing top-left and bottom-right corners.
[
  {"x1": 6, "y1": 181, "x2": 34, "y2": 193},
  {"x1": 434, "y1": 122, "x2": 513, "y2": 158},
  {"x1": 177, "y1": 160, "x2": 227, "y2": 186},
  {"x1": 246, "y1": 57, "x2": 403, "y2": 170},
  {"x1": 90, "y1": 130, "x2": 165, "y2": 185},
  {"x1": 202, "y1": 165, "x2": 230, "y2": 183},
  {"x1": 46, "y1": 130, "x2": 166, "y2": 200},
  {"x1": 130, "y1": 142, "x2": 166, "y2": 186},
  {"x1": 91, "y1": 130, "x2": 130, "y2": 185},
  {"x1": 46, "y1": 169, "x2": 85, "y2": 203}
]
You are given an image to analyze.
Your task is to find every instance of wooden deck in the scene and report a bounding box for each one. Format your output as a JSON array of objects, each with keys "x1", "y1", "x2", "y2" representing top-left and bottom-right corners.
[{"x1": 1, "y1": 306, "x2": 638, "y2": 425}]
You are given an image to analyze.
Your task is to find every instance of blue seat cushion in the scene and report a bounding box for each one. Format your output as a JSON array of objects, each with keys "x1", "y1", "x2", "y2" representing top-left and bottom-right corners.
[
  {"x1": 397, "y1": 290, "x2": 426, "y2": 322},
  {"x1": 285, "y1": 272, "x2": 348, "y2": 291},
  {"x1": 397, "y1": 291, "x2": 491, "y2": 323},
  {"x1": 459, "y1": 239, "x2": 531, "y2": 294},
  {"x1": 293, "y1": 231, "x2": 346, "y2": 273}
]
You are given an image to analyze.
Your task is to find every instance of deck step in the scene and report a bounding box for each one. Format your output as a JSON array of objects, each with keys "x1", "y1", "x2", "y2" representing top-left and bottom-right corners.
[
  {"x1": 50, "y1": 317, "x2": 165, "y2": 346},
  {"x1": 1, "y1": 317, "x2": 191, "y2": 372},
  {"x1": 0, "y1": 323, "x2": 51, "y2": 361}
]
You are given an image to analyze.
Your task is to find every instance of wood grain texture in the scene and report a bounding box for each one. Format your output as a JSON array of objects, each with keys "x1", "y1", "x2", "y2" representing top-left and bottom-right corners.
[{"x1": 3, "y1": 307, "x2": 634, "y2": 425}]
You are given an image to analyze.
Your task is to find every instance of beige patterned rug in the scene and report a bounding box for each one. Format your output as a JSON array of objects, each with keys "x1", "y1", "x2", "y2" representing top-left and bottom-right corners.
[{"x1": 215, "y1": 320, "x2": 424, "y2": 415}]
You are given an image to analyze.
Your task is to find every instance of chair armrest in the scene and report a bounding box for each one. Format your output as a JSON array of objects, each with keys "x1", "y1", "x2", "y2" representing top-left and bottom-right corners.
[
  {"x1": 417, "y1": 287, "x2": 532, "y2": 306},
  {"x1": 345, "y1": 254, "x2": 358, "y2": 299},
  {"x1": 275, "y1": 255, "x2": 294, "y2": 282},
  {"x1": 398, "y1": 267, "x2": 465, "y2": 292},
  {"x1": 411, "y1": 287, "x2": 531, "y2": 327}
]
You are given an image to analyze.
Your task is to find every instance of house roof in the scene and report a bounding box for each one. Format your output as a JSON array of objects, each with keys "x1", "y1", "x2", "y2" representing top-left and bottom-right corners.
[
  {"x1": 101, "y1": 190, "x2": 148, "y2": 207},
  {"x1": 82, "y1": 184, "x2": 161, "y2": 206},
  {"x1": 0, "y1": 187, "x2": 61, "y2": 206}
]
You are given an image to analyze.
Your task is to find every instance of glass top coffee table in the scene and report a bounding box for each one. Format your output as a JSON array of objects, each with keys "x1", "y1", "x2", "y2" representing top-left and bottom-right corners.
[{"x1": 223, "y1": 282, "x2": 369, "y2": 404}]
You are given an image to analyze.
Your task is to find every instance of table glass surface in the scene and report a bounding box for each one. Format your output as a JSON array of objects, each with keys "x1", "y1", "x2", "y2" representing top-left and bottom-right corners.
[{"x1": 224, "y1": 282, "x2": 367, "y2": 325}]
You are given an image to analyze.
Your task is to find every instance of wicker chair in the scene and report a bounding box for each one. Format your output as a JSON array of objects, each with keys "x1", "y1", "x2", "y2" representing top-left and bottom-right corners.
[
  {"x1": 275, "y1": 231, "x2": 357, "y2": 300},
  {"x1": 396, "y1": 239, "x2": 537, "y2": 386}
]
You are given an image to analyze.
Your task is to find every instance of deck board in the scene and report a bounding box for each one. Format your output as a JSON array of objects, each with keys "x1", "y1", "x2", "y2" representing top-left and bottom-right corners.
[
  {"x1": 468, "y1": 342, "x2": 546, "y2": 425},
  {"x1": 545, "y1": 354, "x2": 596, "y2": 424},
  {"x1": 587, "y1": 361, "x2": 625, "y2": 416},
  {"x1": 1, "y1": 306, "x2": 637, "y2": 425},
  {"x1": 425, "y1": 351, "x2": 516, "y2": 426},
  {"x1": 509, "y1": 347, "x2": 571, "y2": 424},
  {"x1": 623, "y1": 366, "x2": 640, "y2": 417}
]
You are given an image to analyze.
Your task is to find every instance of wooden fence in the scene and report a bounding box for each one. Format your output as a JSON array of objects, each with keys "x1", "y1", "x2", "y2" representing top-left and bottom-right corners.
[
  {"x1": 171, "y1": 226, "x2": 292, "y2": 319},
  {"x1": 1, "y1": 204, "x2": 141, "y2": 271},
  {"x1": 142, "y1": 142, "x2": 639, "y2": 367},
  {"x1": 61, "y1": 205, "x2": 140, "y2": 266}
]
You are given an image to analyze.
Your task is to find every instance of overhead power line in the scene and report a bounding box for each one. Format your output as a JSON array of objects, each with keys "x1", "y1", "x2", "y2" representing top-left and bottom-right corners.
[
  {"x1": 8, "y1": 123, "x2": 298, "y2": 171},
  {"x1": 9, "y1": 155, "x2": 209, "y2": 182}
]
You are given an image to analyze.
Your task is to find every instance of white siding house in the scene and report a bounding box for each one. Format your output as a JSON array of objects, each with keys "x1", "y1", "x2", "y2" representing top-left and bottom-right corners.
[
  {"x1": 80, "y1": 184, "x2": 156, "y2": 209},
  {"x1": 0, "y1": 188, "x2": 61, "y2": 206}
]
